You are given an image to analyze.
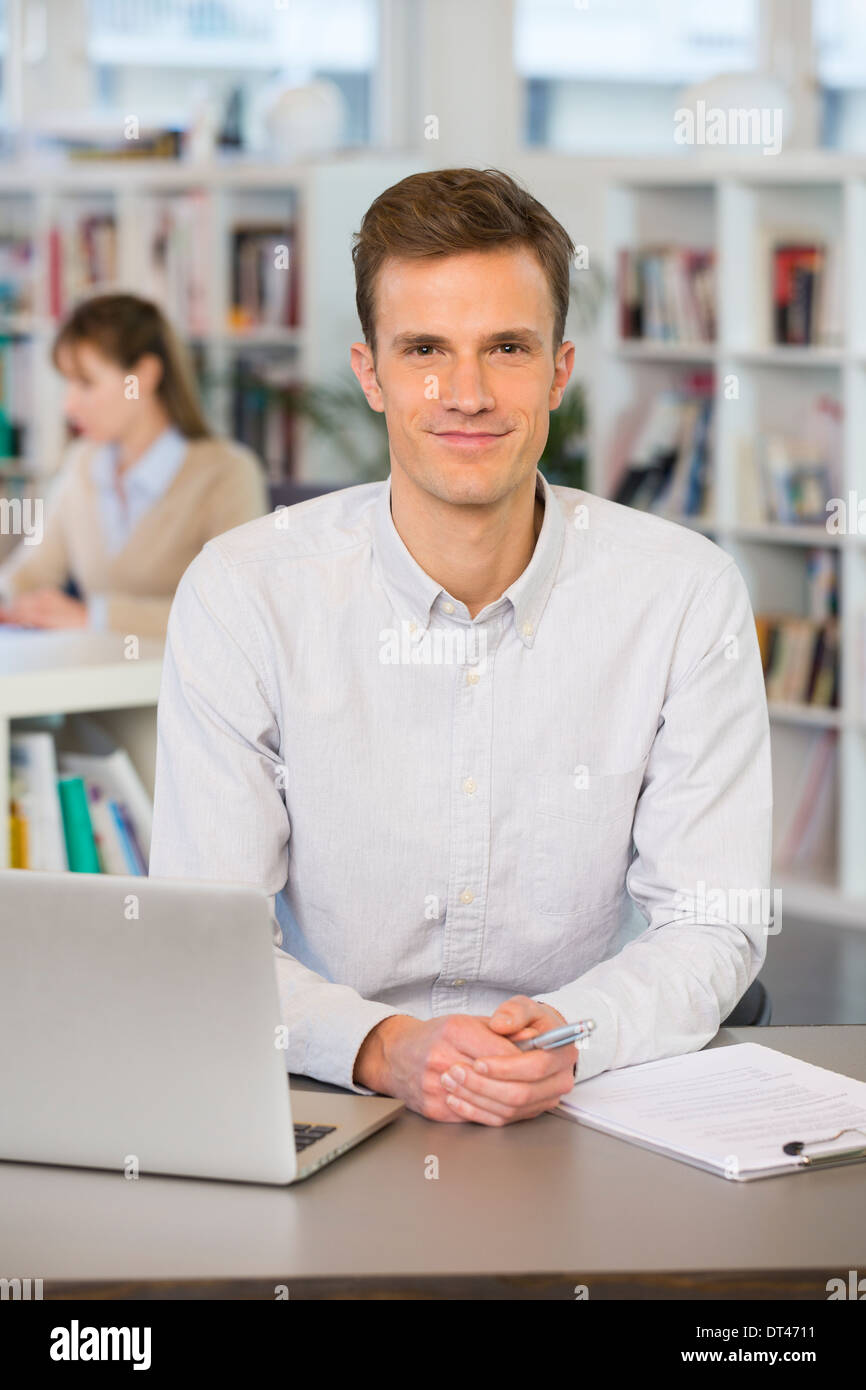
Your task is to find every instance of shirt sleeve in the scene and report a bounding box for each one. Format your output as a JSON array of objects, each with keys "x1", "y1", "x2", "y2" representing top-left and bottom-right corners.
[
  {"x1": 148, "y1": 539, "x2": 404, "y2": 1095},
  {"x1": 87, "y1": 594, "x2": 109, "y2": 631},
  {"x1": 534, "y1": 558, "x2": 773, "y2": 1084}
]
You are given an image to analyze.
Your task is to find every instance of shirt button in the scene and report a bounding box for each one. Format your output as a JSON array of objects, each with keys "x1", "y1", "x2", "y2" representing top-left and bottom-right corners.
[
  {"x1": 408, "y1": 620, "x2": 418, "y2": 634},
  {"x1": 459, "y1": 888, "x2": 474, "y2": 904},
  {"x1": 521, "y1": 621, "x2": 533, "y2": 637},
  {"x1": 463, "y1": 776, "x2": 476, "y2": 795},
  {"x1": 442, "y1": 601, "x2": 455, "y2": 614},
  {"x1": 453, "y1": 978, "x2": 466, "y2": 987},
  {"x1": 466, "y1": 671, "x2": 480, "y2": 685}
]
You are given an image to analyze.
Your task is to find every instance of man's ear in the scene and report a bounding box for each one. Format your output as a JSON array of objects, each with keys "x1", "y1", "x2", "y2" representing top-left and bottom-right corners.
[
  {"x1": 350, "y1": 341, "x2": 385, "y2": 414},
  {"x1": 549, "y1": 340, "x2": 576, "y2": 410}
]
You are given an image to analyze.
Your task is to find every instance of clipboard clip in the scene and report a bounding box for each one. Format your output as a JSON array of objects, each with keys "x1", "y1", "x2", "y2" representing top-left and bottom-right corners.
[{"x1": 782, "y1": 1126, "x2": 866, "y2": 1169}]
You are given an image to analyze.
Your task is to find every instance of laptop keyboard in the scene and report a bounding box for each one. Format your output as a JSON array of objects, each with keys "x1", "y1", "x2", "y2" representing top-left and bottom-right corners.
[{"x1": 293, "y1": 1123, "x2": 337, "y2": 1153}]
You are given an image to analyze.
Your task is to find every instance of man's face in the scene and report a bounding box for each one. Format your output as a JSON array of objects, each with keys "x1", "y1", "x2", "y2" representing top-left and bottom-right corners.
[{"x1": 351, "y1": 245, "x2": 574, "y2": 508}]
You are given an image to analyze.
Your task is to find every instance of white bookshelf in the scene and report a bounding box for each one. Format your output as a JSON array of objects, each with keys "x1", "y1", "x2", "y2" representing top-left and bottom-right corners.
[
  {"x1": 0, "y1": 153, "x2": 418, "y2": 868},
  {"x1": 0, "y1": 630, "x2": 164, "y2": 871},
  {"x1": 0, "y1": 151, "x2": 417, "y2": 502},
  {"x1": 591, "y1": 159, "x2": 866, "y2": 929}
]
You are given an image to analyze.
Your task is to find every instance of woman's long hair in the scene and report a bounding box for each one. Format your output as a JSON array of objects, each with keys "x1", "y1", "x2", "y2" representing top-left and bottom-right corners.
[{"x1": 51, "y1": 291, "x2": 212, "y2": 439}]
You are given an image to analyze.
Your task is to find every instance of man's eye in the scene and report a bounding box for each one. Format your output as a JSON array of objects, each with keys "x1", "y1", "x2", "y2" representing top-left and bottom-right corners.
[
  {"x1": 410, "y1": 345, "x2": 436, "y2": 356},
  {"x1": 495, "y1": 344, "x2": 526, "y2": 354}
]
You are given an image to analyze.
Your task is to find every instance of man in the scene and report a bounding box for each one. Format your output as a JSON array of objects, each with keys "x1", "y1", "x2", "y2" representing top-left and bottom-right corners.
[{"x1": 149, "y1": 167, "x2": 772, "y2": 1127}]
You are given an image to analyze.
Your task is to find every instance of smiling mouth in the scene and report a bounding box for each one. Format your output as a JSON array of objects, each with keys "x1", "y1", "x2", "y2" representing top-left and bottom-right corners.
[{"x1": 432, "y1": 430, "x2": 511, "y2": 444}]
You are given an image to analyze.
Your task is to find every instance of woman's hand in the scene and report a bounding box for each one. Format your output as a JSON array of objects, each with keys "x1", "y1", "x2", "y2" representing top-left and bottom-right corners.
[{"x1": 0, "y1": 587, "x2": 88, "y2": 628}]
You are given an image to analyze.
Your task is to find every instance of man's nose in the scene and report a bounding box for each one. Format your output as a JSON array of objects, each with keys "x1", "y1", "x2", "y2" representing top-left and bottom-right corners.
[{"x1": 438, "y1": 357, "x2": 496, "y2": 414}]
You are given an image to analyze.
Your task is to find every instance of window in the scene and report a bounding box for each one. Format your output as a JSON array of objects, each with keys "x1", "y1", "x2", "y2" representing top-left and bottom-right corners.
[
  {"x1": 815, "y1": 0, "x2": 866, "y2": 149},
  {"x1": 515, "y1": 0, "x2": 759, "y2": 154},
  {"x1": 87, "y1": 0, "x2": 379, "y2": 148}
]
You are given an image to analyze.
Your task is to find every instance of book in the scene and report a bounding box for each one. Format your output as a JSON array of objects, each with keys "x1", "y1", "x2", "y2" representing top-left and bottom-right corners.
[
  {"x1": 85, "y1": 791, "x2": 127, "y2": 874},
  {"x1": 557, "y1": 1042, "x2": 866, "y2": 1181},
  {"x1": 8, "y1": 731, "x2": 68, "y2": 871},
  {"x1": 0, "y1": 230, "x2": 33, "y2": 316},
  {"x1": 141, "y1": 194, "x2": 210, "y2": 336},
  {"x1": 57, "y1": 776, "x2": 101, "y2": 873},
  {"x1": 772, "y1": 243, "x2": 825, "y2": 346},
  {"x1": 230, "y1": 351, "x2": 299, "y2": 482},
  {"x1": 775, "y1": 729, "x2": 837, "y2": 869}
]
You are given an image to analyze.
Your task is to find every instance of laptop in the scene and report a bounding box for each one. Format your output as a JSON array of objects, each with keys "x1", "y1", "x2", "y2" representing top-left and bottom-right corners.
[{"x1": 0, "y1": 869, "x2": 404, "y2": 1184}]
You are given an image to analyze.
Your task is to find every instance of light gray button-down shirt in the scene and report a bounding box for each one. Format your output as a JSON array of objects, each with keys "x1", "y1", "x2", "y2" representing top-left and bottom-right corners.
[{"x1": 149, "y1": 471, "x2": 773, "y2": 1096}]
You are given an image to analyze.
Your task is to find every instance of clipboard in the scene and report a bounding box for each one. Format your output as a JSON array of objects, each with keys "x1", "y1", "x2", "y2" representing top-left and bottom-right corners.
[
  {"x1": 556, "y1": 1042, "x2": 866, "y2": 1181},
  {"x1": 782, "y1": 1126, "x2": 866, "y2": 1172}
]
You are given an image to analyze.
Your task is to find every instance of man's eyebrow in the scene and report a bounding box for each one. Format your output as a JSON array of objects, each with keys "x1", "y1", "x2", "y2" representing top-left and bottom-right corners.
[{"x1": 389, "y1": 327, "x2": 544, "y2": 351}]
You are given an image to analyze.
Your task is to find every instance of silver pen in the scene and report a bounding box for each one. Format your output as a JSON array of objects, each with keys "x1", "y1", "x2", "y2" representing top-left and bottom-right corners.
[{"x1": 515, "y1": 1019, "x2": 596, "y2": 1052}]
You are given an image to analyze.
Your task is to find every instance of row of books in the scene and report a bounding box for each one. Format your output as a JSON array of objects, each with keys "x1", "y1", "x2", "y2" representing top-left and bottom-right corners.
[
  {"x1": 0, "y1": 337, "x2": 31, "y2": 461},
  {"x1": 229, "y1": 225, "x2": 300, "y2": 331},
  {"x1": 229, "y1": 352, "x2": 300, "y2": 482},
  {"x1": 49, "y1": 213, "x2": 118, "y2": 317},
  {"x1": 756, "y1": 615, "x2": 839, "y2": 708},
  {"x1": 616, "y1": 239, "x2": 841, "y2": 349},
  {"x1": 8, "y1": 732, "x2": 152, "y2": 874},
  {"x1": 0, "y1": 232, "x2": 33, "y2": 316},
  {"x1": 612, "y1": 379, "x2": 713, "y2": 518},
  {"x1": 142, "y1": 194, "x2": 210, "y2": 336},
  {"x1": 618, "y1": 246, "x2": 715, "y2": 343},
  {"x1": 758, "y1": 394, "x2": 842, "y2": 526},
  {"x1": 44, "y1": 202, "x2": 301, "y2": 332}
]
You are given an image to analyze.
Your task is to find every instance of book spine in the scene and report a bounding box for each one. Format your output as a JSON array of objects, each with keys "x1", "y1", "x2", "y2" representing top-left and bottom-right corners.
[{"x1": 57, "y1": 776, "x2": 101, "y2": 873}]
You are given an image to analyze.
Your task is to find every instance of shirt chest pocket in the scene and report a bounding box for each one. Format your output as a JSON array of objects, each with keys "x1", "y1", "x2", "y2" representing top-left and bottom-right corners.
[{"x1": 533, "y1": 764, "x2": 646, "y2": 916}]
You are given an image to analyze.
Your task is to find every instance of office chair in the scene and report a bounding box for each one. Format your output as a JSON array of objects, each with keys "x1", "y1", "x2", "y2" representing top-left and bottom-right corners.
[
  {"x1": 268, "y1": 481, "x2": 344, "y2": 511},
  {"x1": 721, "y1": 977, "x2": 772, "y2": 1027}
]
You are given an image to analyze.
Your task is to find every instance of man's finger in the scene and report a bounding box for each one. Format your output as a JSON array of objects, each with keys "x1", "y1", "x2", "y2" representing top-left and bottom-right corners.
[
  {"x1": 441, "y1": 1061, "x2": 573, "y2": 1113},
  {"x1": 467, "y1": 1045, "x2": 579, "y2": 1083},
  {"x1": 486, "y1": 995, "x2": 534, "y2": 1032}
]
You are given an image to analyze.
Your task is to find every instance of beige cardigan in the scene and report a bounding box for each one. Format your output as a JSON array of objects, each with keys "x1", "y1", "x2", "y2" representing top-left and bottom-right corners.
[{"x1": 0, "y1": 435, "x2": 269, "y2": 639}]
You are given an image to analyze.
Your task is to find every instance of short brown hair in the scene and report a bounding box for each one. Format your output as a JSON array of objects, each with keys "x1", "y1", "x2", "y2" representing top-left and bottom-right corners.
[
  {"x1": 352, "y1": 167, "x2": 576, "y2": 359},
  {"x1": 51, "y1": 292, "x2": 211, "y2": 439}
]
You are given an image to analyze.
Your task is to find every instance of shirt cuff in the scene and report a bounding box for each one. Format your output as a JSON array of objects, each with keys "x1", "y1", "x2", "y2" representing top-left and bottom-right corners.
[
  {"x1": 87, "y1": 593, "x2": 109, "y2": 631},
  {"x1": 532, "y1": 985, "x2": 618, "y2": 1085},
  {"x1": 273, "y1": 949, "x2": 406, "y2": 1094}
]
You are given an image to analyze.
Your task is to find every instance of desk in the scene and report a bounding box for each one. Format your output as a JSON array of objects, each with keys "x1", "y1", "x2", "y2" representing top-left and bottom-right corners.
[{"x1": 1, "y1": 1026, "x2": 864, "y2": 1299}]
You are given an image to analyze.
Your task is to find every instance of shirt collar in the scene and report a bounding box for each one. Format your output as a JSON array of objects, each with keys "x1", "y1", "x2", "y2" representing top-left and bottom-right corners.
[
  {"x1": 90, "y1": 425, "x2": 188, "y2": 501},
  {"x1": 370, "y1": 469, "x2": 565, "y2": 648}
]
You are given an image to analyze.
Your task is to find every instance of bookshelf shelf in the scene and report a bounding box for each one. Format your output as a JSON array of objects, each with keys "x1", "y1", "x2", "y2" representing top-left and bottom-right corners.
[
  {"x1": 0, "y1": 631, "x2": 164, "y2": 871},
  {"x1": 731, "y1": 522, "x2": 845, "y2": 547},
  {"x1": 595, "y1": 164, "x2": 866, "y2": 929},
  {"x1": 731, "y1": 346, "x2": 846, "y2": 367},
  {"x1": 614, "y1": 341, "x2": 717, "y2": 362},
  {"x1": 767, "y1": 700, "x2": 847, "y2": 730}
]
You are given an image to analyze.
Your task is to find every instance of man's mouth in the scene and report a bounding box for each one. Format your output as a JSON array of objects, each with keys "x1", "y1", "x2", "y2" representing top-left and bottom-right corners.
[{"x1": 431, "y1": 430, "x2": 511, "y2": 447}]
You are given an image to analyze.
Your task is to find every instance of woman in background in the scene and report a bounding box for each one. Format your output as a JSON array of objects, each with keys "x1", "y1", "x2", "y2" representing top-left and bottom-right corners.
[{"x1": 0, "y1": 292, "x2": 268, "y2": 638}]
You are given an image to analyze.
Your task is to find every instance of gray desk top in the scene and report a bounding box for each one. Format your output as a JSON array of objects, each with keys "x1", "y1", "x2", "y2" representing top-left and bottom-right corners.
[{"x1": 3, "y1": 1026, "x2": 864, "y2": 1297}]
